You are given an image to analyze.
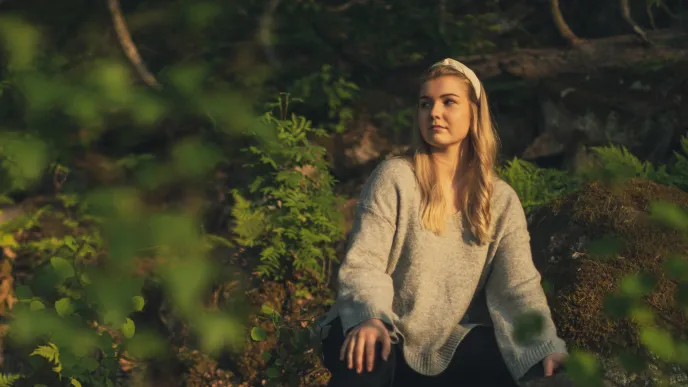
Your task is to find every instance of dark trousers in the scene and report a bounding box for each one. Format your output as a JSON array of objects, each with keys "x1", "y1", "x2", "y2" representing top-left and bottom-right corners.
[{"x1": 322, "y1": 318, "x2": 543, "y2": 387}]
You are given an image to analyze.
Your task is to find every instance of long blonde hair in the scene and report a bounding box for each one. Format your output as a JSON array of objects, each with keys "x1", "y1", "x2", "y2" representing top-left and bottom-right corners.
[{"x1": 409, "y1": 64, "x2": 500, "y2": 245}]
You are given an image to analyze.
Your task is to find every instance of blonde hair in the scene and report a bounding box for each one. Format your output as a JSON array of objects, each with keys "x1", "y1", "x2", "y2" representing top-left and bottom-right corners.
[{"x1": 408, "y1": 64, "x2": 500, "y2": 245}]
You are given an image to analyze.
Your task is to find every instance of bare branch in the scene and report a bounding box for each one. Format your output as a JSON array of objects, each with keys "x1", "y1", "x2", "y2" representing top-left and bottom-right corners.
[
  {"x1": 107, "y1": 0, "x2": 161, "y2": 89},
  {"x1": 620, "y1": 0, "x2": 654, "y2": 45},
  {"x1": 328, "y1": 0, "x2": 368, "y2": 13},
  {"x1": 550, "y1": 0, "x2": 585, "y2": 46}
]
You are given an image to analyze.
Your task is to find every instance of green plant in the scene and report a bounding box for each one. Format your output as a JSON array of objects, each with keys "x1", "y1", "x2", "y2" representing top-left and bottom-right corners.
[
  {"x1": 496, "y1": 157, "x2": 578, "y2": 214},
  {"x1": 250, "y1": 303, "x2": 321, "y2": 387},
  {"x1": 231, "y1": 99, "x2": 345, "y2": 283},
  {"x1": 290, "y1": 65, "x2": 358, "y2": 134},
  {"x1": 2, "y1": 194, "x2": 142, "y2": 386},
  {"x1": 0, "y1": 373, "x2": 22, "y2": 387}
]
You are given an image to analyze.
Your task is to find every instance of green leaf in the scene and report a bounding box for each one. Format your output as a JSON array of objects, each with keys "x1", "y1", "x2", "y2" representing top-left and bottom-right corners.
[
  {"x1": 640, "y1": 326, "x2": 675, "y2": 361},
  {"x1": 564, "y1": 351, "x2": 604, "y2": 387},
  {"x1": 649, "y1": 201, "x2": 688, "y2": 231},
  {"x1": 266, "y1": 367, "x2": 280, "y2": 379},
  {"x1": 663, "y1": 255, "x2": 688, "y2": 282},
  {"x1": 29, "y1": 300, "x2": 45, "y2": 311},
  {"x1": 132, "y1": 296, "x2": 145, "y2": 312},
  {"x1": 0, "y1": 234, "x2": 18, "y2": 248},
  {"x1": 251, "y1": 327, "x2": 268, "y2": 342},
  {"x1": 261, "y1": 303, "x2": 275, "y2": 315},
  {"x1": 261, "y1": 351, "x2": 272, "y2": 362},
  {"x1": 0, "y1": 373, "x2": 22, "y2": 387},
  {"x1": 81, "y1": 357, "x2": 99, "y2": 372},
  {"x1": 619, "y1": 273, "x2": 657, "y2": 298},
  {"x1": 513, "y1": 310, "x2": 544, "y2": 345},
  {"x1": 14, "y1": 285, "x2": 33, "y2": 300},
  {"x1": 121, "y1": 318, "x2": 136, "y2": 339},
  {"x1": 54, "y1": 298, "x2": 74, "y2": 317},
  {"x1": 50, "y1": 257, "x2": 74, "y2": 280},
  {"x1": 125, "y1": 330, "x2": 165, "y2": 360}
]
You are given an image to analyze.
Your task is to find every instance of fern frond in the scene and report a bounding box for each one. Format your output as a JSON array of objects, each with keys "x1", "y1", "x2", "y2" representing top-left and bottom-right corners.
[
  {"x1": 0, "y1": 373, "x2": 23, "y2": 387},
  {"x1": 30, "y1": 342, "x2": 62, "y2": 374}
]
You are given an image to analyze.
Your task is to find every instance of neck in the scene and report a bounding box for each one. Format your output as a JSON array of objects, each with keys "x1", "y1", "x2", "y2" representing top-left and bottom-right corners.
[{"x1": 431, "y1": 141, "x2": 470, "y2": 186}]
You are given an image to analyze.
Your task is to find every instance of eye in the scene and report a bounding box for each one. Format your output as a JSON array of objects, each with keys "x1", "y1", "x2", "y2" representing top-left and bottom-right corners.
[
  {"x1": 444, "y1": 99, "x2": 457, "y2": 106},
  {"x1": 419, "y1": 101, "x2": 430, "y2": 108}
]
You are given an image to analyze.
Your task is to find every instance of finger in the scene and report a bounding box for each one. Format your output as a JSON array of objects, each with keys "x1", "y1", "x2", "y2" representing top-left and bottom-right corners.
[
  {"x1": 354, "y1": 333, "x2": 367, "y2": 373},
  {"x1": 340, "y1": 334, "x2": 350, "y2": 361},
  {"x1": 544, "y1": 359, "x2": 553, "y2": 376},
  {"x1": 366, "y1": 337, "x2": 376, "y2": 372},
  {"x1": 381, "y1": 331, "x2": 392, "y2": 361},
  {"x1": 347, "y1": 335, "x2": 356, "y2": 370}
]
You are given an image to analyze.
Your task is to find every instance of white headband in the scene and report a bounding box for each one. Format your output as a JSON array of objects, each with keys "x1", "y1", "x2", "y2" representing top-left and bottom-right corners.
[{"x1": 430, "y1": 58, "x2": 482, "y2": 100}]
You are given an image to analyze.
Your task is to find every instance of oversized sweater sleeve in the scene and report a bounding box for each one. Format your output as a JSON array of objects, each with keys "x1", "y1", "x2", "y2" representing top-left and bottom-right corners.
[
  {"x1": 336, "y1": 161, "x2": 403, "y2": 336},
  {"x1": 486, "y1": 189, "x2": 568, "y2": 381}
]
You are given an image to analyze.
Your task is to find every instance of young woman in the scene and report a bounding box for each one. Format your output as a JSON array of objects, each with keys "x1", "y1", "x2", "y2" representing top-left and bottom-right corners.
[{"x1": 314, "y1": 58, "x2": 568, "y2": 387}]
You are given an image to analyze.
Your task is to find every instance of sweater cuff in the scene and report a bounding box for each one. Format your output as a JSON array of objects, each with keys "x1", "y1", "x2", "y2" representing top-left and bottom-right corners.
[
  {"x1": 509, "y1": 338, "x2": 568, "y2": 381},
  {"x1": 339, "y1": 303, "x2": 397, "y2": 338}
]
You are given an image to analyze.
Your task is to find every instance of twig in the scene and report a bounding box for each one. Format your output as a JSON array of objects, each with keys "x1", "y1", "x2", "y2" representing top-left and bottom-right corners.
[
  {"x1": 620, "y1": 0, "x2": 655, "y2": 46},
  {"x1": 107, "y1": 0, "x2": 162, "y2": 89},
  {"x1": 550, "y1": 0, "x2": 585, "y2": 46},
  {"x1": 327, "y1": 0, "x2": 368, "y2": 13}
]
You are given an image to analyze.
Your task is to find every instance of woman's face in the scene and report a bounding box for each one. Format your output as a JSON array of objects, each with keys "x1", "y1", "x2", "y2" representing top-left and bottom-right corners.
[{"x1": 418, "y1": 75, "x2": 473, "y2": 151}]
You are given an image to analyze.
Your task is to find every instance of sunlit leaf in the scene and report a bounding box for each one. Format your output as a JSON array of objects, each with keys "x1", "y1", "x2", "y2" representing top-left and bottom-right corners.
[
  {"x1": 172, "y1": 138, "x2": 221, "y2": 178},
  {"x1": 50, "y1": 257, "x2": 75, "y2": 280},
  {"x1": 125, "y1": 329, "x2": 165, "y2": 360},
  {"x1": 640, "y1": 326, "x2": 674, "y2": 362},
  {"x1": 619, "y1": 272, "x2": 657, "y2": 298},
  {"x1": 121, "y1": 318, "x2": 136, "y2": 339},
  {"x1": 0, "y1": 133, "x2": 48, "y2": 189},
  {"x1": 649, "y1": 201, "x2": 688, "y2": 232},
  {"x1": 251, "y1": 327, "x2": 268, "y2": 342},
  {"x1": 0, "y1": 16, "x2": 40, "y2": 69},
  {"x1": 132, "y1": 296, "x2": 145, "y2": 312},
  {"x1": 565, "y1": 350, "x2": 604, "y2": 387},
  {"x1": 55, "y1": 298, "x2": 74, "y2": 317},
  {"x1": 29, "y1": 300, "x2": 45, "y2": 311}
]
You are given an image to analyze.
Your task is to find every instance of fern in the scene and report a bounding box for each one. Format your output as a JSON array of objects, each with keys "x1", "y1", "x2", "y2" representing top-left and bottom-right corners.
[
  {"x1": 30, "y1": 342, "x2": 62, "y2": 374},
  {"x1": 586, "y1": 143, "x2": 679, "y2": 187},
  {"x1": 231, "y1": 108, "x2": 345, "y2": 282},
  {"x1": 496, "y1": 158, "x2": 576, "y2": 214},
  {"x1": 670, "y1": 135, "x2": 688, "y2": 191},
  {"x1": 0, "y1": 374, "x2": 22, "y2": 387}
]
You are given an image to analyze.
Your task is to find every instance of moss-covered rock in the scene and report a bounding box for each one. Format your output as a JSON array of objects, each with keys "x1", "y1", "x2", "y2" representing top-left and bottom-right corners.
[{"x1": 529, "y1": 178, "x2": 688, "y2": 381}]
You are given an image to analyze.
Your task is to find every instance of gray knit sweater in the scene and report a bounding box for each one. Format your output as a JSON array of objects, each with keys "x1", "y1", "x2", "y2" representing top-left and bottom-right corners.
[{"x1": 316, "y1": 157, "x2": 568, "y2": 382}]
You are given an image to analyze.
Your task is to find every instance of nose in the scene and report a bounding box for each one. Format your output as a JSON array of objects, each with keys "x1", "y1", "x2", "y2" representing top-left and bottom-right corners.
[{"x1": 430, "y1": 101, "x2": 442, "y2": 119}]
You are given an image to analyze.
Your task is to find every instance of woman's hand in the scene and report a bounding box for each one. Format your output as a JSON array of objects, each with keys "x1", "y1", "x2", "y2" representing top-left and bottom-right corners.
[
  {"x1": 339, "y1": 318, "x2": 392, "y2": 373},
  {"x1": 543, "y1": 352, "x2": 568, "y2": 376}
]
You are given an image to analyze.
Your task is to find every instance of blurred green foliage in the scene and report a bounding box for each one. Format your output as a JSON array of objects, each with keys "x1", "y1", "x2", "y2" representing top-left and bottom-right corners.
[{"x1": 0, "y1": 0, "x2": 685, "y2": 386}]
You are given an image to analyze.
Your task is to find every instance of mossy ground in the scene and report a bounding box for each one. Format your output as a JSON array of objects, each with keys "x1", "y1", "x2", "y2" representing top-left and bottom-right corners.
[{"x1": 531, "y1": 179, "x2": 688, "y2": 357}]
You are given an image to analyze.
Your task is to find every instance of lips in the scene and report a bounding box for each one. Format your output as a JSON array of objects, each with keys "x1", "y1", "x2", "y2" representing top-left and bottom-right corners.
[{"x1": 431, "y1": 125, "x2": 445, "y2": 130}]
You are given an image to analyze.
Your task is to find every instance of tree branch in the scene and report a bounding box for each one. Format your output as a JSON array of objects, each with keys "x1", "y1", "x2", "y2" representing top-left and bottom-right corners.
[
  {"x1": 327, "y1": 0, "x2": 369, "y2": 13},
  {"x1": 550, "y1": 0, "x2": 585, "y2": 46},
  {"x1": 107, "y1": 0, "x2": 161, "y2": 90},
  {"x1": 457, "y1": 29, "x2": 687, "y2": 80},
  {"x1": 620, "y1": 0, "x2": 654, "y2": 45}
]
